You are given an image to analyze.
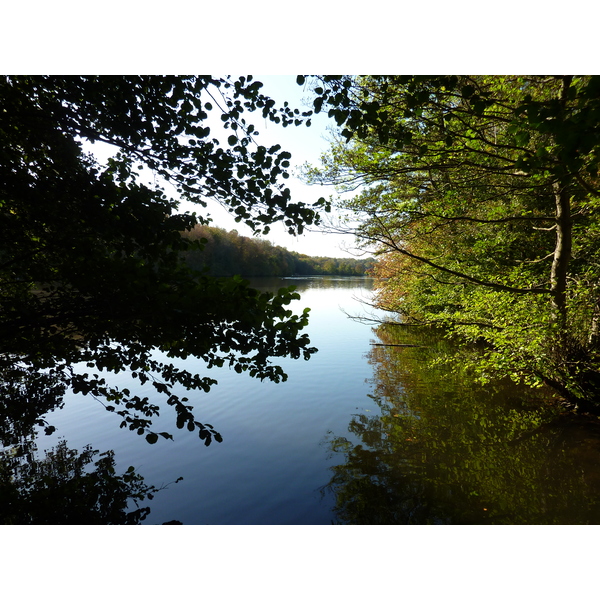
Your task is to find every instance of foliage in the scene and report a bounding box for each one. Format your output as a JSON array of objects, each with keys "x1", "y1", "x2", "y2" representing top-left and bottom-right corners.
[
  {"x1": 0, "y1": 76, "x2": 324, "y2": 443},
  {"x1": 304, "y1": 75, "x2": 600, "y2": 410},
  {"x1": 182, "y1": 224, "x2": 375, "y2": 277}
]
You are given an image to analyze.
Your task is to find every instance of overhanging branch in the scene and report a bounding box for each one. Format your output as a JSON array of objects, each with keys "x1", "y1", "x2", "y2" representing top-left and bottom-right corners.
[{"x1": 366, "y1": 216, "x2": 551, "y2": 296}]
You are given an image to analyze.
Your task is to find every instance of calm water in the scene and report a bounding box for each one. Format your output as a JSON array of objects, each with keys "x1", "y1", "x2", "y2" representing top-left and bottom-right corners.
[
  {"x1": 22, "y1": 277, "x2": 600, "y2": 524},
  {"x1": 30, "y1": 277, "x2": 382, "y2": 524}
]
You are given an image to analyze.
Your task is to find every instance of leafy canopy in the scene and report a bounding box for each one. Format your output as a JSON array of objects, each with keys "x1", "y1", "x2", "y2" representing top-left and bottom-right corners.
[
  {"x1": 304, "y1": 75, "x2": 600, "y2": 409},
  {"x1": 0, "y1": 76, "x2": 323, "y2": 444}
]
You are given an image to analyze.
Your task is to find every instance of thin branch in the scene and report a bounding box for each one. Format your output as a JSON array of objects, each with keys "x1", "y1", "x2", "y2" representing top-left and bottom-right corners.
[
  {"x1": 406, "y1": 210, "x2": 555, "y2": 225},
  {"x1": 368, "y1": 215, "x2": 551, "y2": 295}
]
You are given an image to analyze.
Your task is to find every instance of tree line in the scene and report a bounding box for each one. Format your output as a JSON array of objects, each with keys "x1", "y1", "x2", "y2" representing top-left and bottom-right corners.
[{"x1": 181, "y1": 224, "x2": 375, "y2": 277}]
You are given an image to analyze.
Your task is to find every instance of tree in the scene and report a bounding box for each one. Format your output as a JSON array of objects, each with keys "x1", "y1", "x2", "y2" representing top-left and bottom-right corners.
[
  {"x1": 180, "y1": 224, "x2": 375, "y2": 277},
  {"x1": 304, "y1": 76, "x2": 600, "y2": 411},
  {"x1": 0, "y1": 76, "x2": 324, "y2": 444}
]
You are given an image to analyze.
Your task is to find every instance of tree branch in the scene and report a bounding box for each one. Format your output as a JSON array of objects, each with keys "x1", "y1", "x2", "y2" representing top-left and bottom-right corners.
[{"x1": 367, "y1": 216, "x2": 551, "y2": 295}]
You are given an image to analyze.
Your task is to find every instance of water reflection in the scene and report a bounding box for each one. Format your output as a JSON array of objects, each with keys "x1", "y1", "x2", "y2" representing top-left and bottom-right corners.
[
  {"x1": 248, "y1": 275, "x2": 375, "y2": 292},
  {"x1": 0, "y1": 276, "x2": 376, "y2": 524},
  {"x1": 0, "y1": 436, "x2": 174, "y2": 524},
  {"x1": 323, "y1": 324, "x2": 600, "y2": 524},
  {"x1": 0, "y1": 364, "x2": 173, "y2": 524},
  {"x1": 0, "y1": 364, "x2": 66, "y2": 444}
]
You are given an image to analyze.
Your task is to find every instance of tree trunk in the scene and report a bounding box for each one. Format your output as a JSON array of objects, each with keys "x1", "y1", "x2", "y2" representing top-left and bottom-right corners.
[
  {"x1": 588, "y1": 296, "x2": 600, "y2": 347},
  {"x1": 549, "y1": 181, "x2": 572, "y2": 329},
  {"x1": 549, "y1": 76, "x2": 574, "y2": 331}
]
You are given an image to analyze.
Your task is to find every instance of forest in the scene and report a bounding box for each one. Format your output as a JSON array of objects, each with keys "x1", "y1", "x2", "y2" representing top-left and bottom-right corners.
[
  {"x1": 3, "y1": 75, "x2": 600, "y2": 527},
  {"x1": 181, "y1": 224, "x2": 375, "y2": 277}
]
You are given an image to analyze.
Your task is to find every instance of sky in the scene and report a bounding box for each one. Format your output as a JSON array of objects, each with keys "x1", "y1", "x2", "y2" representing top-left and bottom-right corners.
[
  {"x1": 179, "y1": 75, "x2": 360, "y2": 258},
  {"x1": 85, "y1": 76, "x2": 361, "y2": 259}
]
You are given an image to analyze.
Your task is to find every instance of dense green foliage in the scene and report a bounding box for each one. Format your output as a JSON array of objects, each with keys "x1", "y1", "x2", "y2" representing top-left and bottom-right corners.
[
  {"x1": 305, "y1": 76, "x2": 600, "y2": 411},
  {"x1": 0, "y1": 76, "x2": 325, "y2": 447},
  {"x1": 181, "y1": 225, "x2": 375, "y2": 277}
]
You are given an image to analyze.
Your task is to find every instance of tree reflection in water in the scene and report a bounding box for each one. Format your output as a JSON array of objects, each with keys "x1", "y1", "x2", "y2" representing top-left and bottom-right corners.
[
  {"x1": 322, "y1": 325, "x2": 600, "y2": 525},
  {"x1": 0, "y1": 365, "x2": 177, "y2": 524},
  {"x1": 0, "y1": 439, "x2": 171, "y2": 524}
]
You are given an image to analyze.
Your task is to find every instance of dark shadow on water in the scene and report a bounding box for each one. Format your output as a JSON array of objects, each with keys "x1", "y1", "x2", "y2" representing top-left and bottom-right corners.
[{"x1": 0, "y1": 437, "x2": 174, "y2": 524}]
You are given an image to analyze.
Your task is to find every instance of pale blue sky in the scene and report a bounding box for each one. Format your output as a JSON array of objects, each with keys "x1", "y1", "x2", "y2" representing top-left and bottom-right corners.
[
  {"x1": 186, "y1": 75, "x2": 359, "y2": 258},
  {"x1": 84, "y1": 76, "x2": 359, "y2": 259}
]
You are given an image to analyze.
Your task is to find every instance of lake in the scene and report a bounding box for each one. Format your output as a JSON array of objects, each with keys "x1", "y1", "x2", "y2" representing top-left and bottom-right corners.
[{"x1": 20, "y1": 276, "x2": 600, "y2": 524}]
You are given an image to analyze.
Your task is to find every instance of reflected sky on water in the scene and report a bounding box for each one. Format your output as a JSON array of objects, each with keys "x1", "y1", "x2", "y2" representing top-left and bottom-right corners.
[{"x1": 6, "y1": 276, "x2": 600, "y2": 524}]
